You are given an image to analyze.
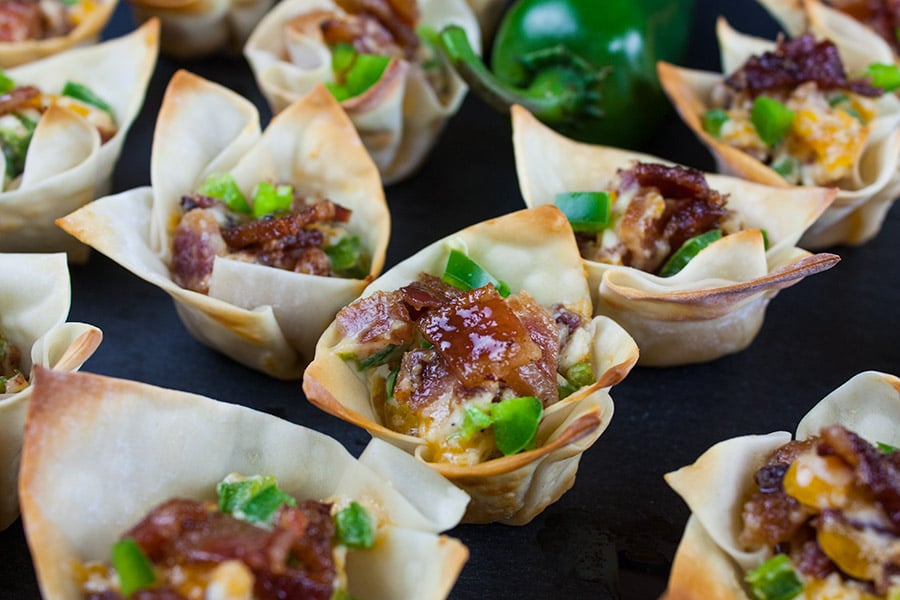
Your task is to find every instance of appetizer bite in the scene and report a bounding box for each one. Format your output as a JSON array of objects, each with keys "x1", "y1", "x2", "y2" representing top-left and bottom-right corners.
[
  {"x1": 0, "y1": 252, "x2": 101, "y2": 530},
  {"x1": 0, "y1": 19, "x2": 159, "y2": 261},
  {"x1": 658, "y1": 18, "x2": 900, "y2": 248},
  {"x1": 0, "y1": 0, "x2": 118, "y2": 67},
  {"x1": 244, "y1": 0, "x2": 480, "y2": 184},
  {"x1": 303, "y1": 205, "x2": 640, "y2": 524},
  {"x1": 663, "y1": 370, "x2": 900, "y2": 600},
  {"x1": 129, "y1": 0, "x2": 273, "y2": 59},
  {"x1": 19, "y1": 367, "x2": 469, "y2": 600},
  {"x1": 57, "y1": 70, "x2": 390, "y2": 379},
  {"x1": 512, "y1": 106, "x2": 839, "y2": 367}
]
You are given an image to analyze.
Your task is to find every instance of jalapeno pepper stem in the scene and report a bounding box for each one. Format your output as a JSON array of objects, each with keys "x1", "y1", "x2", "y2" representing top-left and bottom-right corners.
[{"x1": 437, "y1": 25, "x2": 606, "y2": 124}]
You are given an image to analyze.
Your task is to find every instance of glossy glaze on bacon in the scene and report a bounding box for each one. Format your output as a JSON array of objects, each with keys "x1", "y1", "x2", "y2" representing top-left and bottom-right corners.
[
  {"x1": 86, "y1": 498, "x2": 337, "y2": 600},
  {"x1": 740, "y1": 427, "x2": 900, "y2": 593},
  {"x1": 725, "y1": 34, "x2": 882, "y2": 97}
]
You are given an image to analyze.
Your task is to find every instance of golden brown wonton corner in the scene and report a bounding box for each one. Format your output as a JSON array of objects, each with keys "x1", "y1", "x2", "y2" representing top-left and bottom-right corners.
[
  {"x1": 512, "y1": 105, "x2": 839, "y2": 367},
  {"x1": 662, "y1": 370, "x2": 900, "y2": 600},
  {"x1": 304, "y1": 205, "x2": 640, "y2": 525},
  {"x1": 19, "y1": 367, "x2": 469, "y2": 600},
  {"x1": 0, "y1": 252, "x2": 101, "y2": 531},
  {"x1": 57, "y1": 70, "x2": 390, "y2": 379}
]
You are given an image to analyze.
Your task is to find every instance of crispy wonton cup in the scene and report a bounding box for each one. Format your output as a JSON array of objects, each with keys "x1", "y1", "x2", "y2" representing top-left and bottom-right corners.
[
  {"x1": 303, "y1": 205, "x2": 640, "y2": 525},
  {"x1": 658, "y1": 17, "x2": 900, "y2": 249},
  {"x1": 513, "y1": 106, "x2": 839, "y2": 367},
  {"x1": 130, "y1": 0, "x2": 273, "y2": 59},
  {"x1": 244, "y1": 0, "x2": 481, "y2": 184},
  {"x1": 19, "y1": 367, "x2": 469, "y2": 600},
  {"x1": 0, "y1": 0, "x2": 119, "y2": 68},
  {"x1": 57, "y1": 71, "x2": 390, "y2": 380},
  {"x1": 0, "y1": 20, "x2": 159, "y2": 262},
  {"x1": 0, "y1": 253, "x2": 101, "y2": 530},
  {"x1": 662, "y1": 370, "x2": 900, "y2": 599}
]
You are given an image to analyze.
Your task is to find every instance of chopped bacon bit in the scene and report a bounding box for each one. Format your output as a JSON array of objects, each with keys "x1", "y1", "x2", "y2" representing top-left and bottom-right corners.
[
  {"x1": 180, "y1": 193, "x2": 225, "y2": 212},
  {"x1": 725, "y1": 34, "x2": 883, "y2": 97},
  {"x1": 334, "y1": 0, "x2": 419, "y2": 59},
  {"x1": 400, "y1": 274, "x2": 465, "y2": 315},
  {"x1": 0, "y1": 1, "x2": 44, "y2": 43},
  {"x1": 417, "y1": 285, "x2": 541, "y2": 388},
  {"x1": 221, "y1": 200, "x2": 349, "y2": 250},
  {"x1": 171, "y1": 208, "x2": 228, "y2": 294},
  {"x1": 505, "y1": 292, "x2": 559, "y2": 406},
  {"x1": 393, "y1": 347, "x2": 458, "y2": 411},
  {"x1": 0, "y1": 85, "x2": 40, "y2": 118},
  {"x1": 792, "y1": 531, "x2": 838, "y2": 579},
  {"x1": 335, "y1": 290, "x2": 416, "y2": 351}
]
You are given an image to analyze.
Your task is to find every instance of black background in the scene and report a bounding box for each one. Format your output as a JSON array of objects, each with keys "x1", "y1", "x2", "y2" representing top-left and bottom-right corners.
[{"x1": 2, "y1": 1, "x2": 897, "y2": 598}]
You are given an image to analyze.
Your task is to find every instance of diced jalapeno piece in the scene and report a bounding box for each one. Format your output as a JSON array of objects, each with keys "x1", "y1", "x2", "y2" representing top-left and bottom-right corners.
[
  {"x1": 554, "y1": 191, "x2": 611, "y2": 232},
  {"x1": 252, "y1": 182, "x2": 293, "y2": 217},
  {"x1": 62, "y1": 81, "x2": 115, "y2": 118},
  {"x1": 198, "y1": 173, "x2": 251, "y2": 214},
  {"x1": 327, "y1": 43, "x2": 391, "y2": 102},
  {"x1": 658, "y1": 229, "x2": 723, "y2": 277},
  {"x1": 356, "y1": 344, "x2": 398, "y2": 370},
  {"x1": 751, "y1": 96, "x2": 795, "y2": 147},
  {"x1": 111, "y1": 538, "x2": 156, "y2": 596},
  {"x1": 745, "y1": 554, "x2": 803, "y2": 600},
  {"x1": 702, "y1": 108, "x2": 730, "y2": 137},
  {"x1": 334, "y1": 501, "x2": 375, "y2": 549},
  {"x1": 491, "y1": 396, "x2": 543, "y2": 456},
  {"x1": 564, "y1": 361, "x2": 595, "y2": 389},
  {"x1": 325, "y1": 235, "x2": 367, "y2": 278},
  {"x1": 865, "y1": 62, "x2": 900, "y2": 92},
  {"x1": 770, "y1": 155, "x2": 799, "y2": 181},
  {"x1": 0, "y1": 71, "x2": 14, "y2": 94},
  {"x1": 217, "y1": 475, "x2": 296, "y2": 526},
  {"x1": 442, "y1": 249, "x2": 511, "y2": 297},
  {"x1": 878, "y1": 441, "x2": 898, "y2": 453},
  {"x1": 459, "y1": 404, "x2": 493, "y2": 440}
]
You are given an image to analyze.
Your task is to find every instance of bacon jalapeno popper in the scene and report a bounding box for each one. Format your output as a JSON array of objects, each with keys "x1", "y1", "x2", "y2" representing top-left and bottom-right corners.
[
  {"x1": 0, "y1": 253, "x2": 100, "y2": 531},
  {"x1": 513, "y1": 106, "x2": 839, "y2": 367},
  {"x1": 244, "y1": 0, "x2": 480, "y2": 184},
  {"x1": 19, "y1": 367, "x2": 469, "y2": 600},
  {"x1": 57, "y1": 71, "x2": 390, "y2": 379},
  {"x1": 663, "y1": 371, "x2": 900, "y2": 600},
  {"x1": 0, "y1": 0, "x2": 118, "y2": 67},
  {"x1": 0, "y1": 20, "x2": 158, "y2": 261},
  {"x1": 658, "y1": 18, "x2": 900, "y2": 249},
  {"x1": 303, "y1": 205, "x2": 640, "y2": 525}
]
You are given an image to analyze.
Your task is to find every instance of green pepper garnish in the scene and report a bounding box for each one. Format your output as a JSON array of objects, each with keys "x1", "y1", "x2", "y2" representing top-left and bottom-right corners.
[
  {"x1": 198, "y1": 173, "x2": 251, "y2": 214},
  {"x1": 334, "y1": 501, "x2": 375, "y2": 549},
  {"x1": 878, "y1": 441, "x2": 898, "y2": 453},
  {"x1": 252, "y1": 182, "x2": 293, "y2": 217},
  {"x1": 770, "y1": 156, "x2": 799, "y2": 181},
  {"x1": 745, "y1": 554, "x2": 803, "y2": 600},
  {"x1": 564, "y1": 361, "x2": 595, "y2": 389},
  {"x1": 0, "y1": 71, "x2": 14, "y2": 95},
  {"x1": 61, "y1": 81, "x2": 115, "y2": 119},
  {"x1": 491, "y1": 396, "x2": 543, "y2": 456},
  {"x1": 356, "y1": 344, "x2": 399, "y2": 371},
  {"x1": 442, "y1": 249, "x2": 510, "y2": 297},
  {"x1": 865, "y1": 63, "x2": 900, "y2": 92},
  {"x1": 751, "y1": 96, "x2": 795, "y2": 147},
  {"x1": 325, "y1": 235, "x2": 368, "y2": 279},
  {"x1": 110, "y1": 538, "x2": 156, "y2": 596},
  {"x1": 702, "y1": 108, "x2": 730, "y2": 137},
  {"x1": 326, "y1": 43, "x2": 391, "y2": 102},
  {"x1": 0, "y1": 113, "x2": 36, "y2": 179},
  {"x1": 658, "y1": 229, "x2": 723, "y2": 277},
  {"x1": 554, "y1": 191, "x2": 611, "y2": 232},
  {"x1": 760, "y1": 229, "x2": 770, "y2": 251},
  {"x1": 385, "y1": 365, "x2": 400, "y2": 398},
  {"x1": 459, "y1": 404, "x2": 494, "y2": 440},
  {"x1": 217, "y1": 475, "x2": 296, "y2": 526}
]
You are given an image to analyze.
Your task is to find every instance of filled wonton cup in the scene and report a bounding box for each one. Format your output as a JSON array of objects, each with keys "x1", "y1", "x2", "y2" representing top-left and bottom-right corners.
[
  {"x1": 130, "y1": 0, "x2": 274, "y2": 59},
  {"x1": 513, "y1": 106, "x2": 839, "y2": 367},
  {"x1": 662, "y1": 370, "x2": 900, "y2": 599},
  {"x1": 0, "y1": 0, "x2": 119, "y2": 68},
  {"x1": 19, "y1": 367, "x2": 469, "y2": 600},
  {"x1": 0, "y1": 253, "x2": 101, "y2": 530},
  {"x1": 0, "y1": 19, "x2": 159, "y2": 262},
  {"x1": 303, "y1": 205, "x2": 640, "y2": 525},
  {"x1": 244, "y1": 0, "x2": 481, "y2": 184},
  {"x1": 57, "y1": 70, "x2": 390, "y2": 380},
  {"x1": 658, "y1": 17, "x2": 900, "y2": 249}
]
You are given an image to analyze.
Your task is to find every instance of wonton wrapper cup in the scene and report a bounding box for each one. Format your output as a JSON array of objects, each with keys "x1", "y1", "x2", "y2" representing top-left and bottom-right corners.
[
  {"x1": 0, "y1": 253, "x2": 101, "y2": 531},
  {"x1": 244, "y1": 0, "x2": 481, "y2": 185},
  {"x1": 303, "y1": 205, "x2": 640, "y2": 525},
  {"x1": 0, "y1": 20, "x2": 159, "y2": 262},
  {"x1": 0, "y1": 0, "x2": 119, "y2": 68},
  {"x1": 19, "y1": 367, "x2": 469, "y2": 600},
  {"x1": 57, "y1": 71, "x2": 390, "y2": 380},
  {"x1": 130, "y1": 0, "x2": 273, "y2": 59},
  {"x1": 513, "y1": 106, "x2": 840, "y2": 367},
  {"x1": 662, "y1": 370, "x2": 900, "y2": 600},
  {"x1": 658, "y1": 17, "x2": 900, "y2": 249}
]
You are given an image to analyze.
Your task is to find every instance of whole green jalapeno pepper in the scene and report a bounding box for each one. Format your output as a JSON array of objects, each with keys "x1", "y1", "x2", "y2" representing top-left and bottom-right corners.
[{"x1": 437, "y1": 0, "x2": 694, "y2": 148}]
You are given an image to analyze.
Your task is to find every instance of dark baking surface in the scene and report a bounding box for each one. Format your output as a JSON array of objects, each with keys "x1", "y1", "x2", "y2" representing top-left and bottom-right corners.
[{"x1": 2, "y1": 0, "x2": 897, "y2": 598}]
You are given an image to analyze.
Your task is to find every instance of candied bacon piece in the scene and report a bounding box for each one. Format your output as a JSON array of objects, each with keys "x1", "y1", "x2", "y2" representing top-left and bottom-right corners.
[
  {"x1": 221, "y1": 200, "x2": 350, "y2": 250},
  {"x1": 335, "y1": 290, "x2": 416, "y2": 355},
  {"x1": 334, "y1": 0, "x2": 419, "y2": 58},
  {"x1": 180, "y1": 193, "x2": 225, "y2": 212},
  {"x1": 740, "y1": 487, "x2": 810, "y2": 548},
  {"x1": 171, "y1": 208, "x2": 228, "y2": 294},
  {"x1": 792, "y1": 533, "x2": 837, "y2": 579},
  {"x1": 393, "y1": 347, "x2": 459, "y2": 411},
  {"x1": 417, "y1": 285, "x2": 541, "y2": 388},
  {"x1": 725, "y1": 33, "x2": 882, "y2": 97},
  {"x1": 505, "y1": 292, "x2": 560, "y2": 406},
  {"x1": 0, "y1": 85, "x2": 40, "y2": 117},
  {"x1": 619, "y1": 163, "x2": 721, "y2": 203},
  {"x1": 400, "y1": 273, "x2": 465, "y2": 315},
  {"x1": 819, "y1": 425, "x2": 900, "y2": 532},
  {"x1": 0, "y1": 0, "x2": 44, "y2": 43}
]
